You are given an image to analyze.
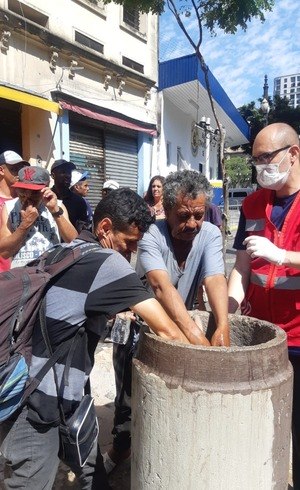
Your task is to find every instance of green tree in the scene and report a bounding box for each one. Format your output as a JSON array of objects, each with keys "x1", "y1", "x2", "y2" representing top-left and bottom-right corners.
[
  {"x1": 269, "y1": 95, "x2": 300, "y2": 133},
  {"x1": 100, "y1": 0, "x2": 274, "y2": 31},
  {"x1": 239, "y1": 95, "x2": 300, "y2": 152},
  {"x1": 237, "y1": 95, "x2": 300, "y2": 185},
  {"x1": 225, "y1": 156, "x2": 252, "y2": 188}
]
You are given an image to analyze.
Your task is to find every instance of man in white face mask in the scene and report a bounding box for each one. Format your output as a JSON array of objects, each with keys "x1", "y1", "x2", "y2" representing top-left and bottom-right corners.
[
  {"x1": 228, "y1": 122, "x2": 300, "y2": 489},
  {"x1": 255, "y1": 144, "x2": 291, "y2": 190}
]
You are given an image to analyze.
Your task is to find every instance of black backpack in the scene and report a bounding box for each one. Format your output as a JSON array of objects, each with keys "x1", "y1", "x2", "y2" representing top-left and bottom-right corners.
[{"x1": 0, "y1": 241, "x2": 99, "y2": 422}]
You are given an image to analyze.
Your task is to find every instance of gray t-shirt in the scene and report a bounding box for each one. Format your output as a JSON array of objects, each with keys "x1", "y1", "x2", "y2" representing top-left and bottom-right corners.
[{"x1": 136, "y1": 220, "x2": 225, "y2": 309}]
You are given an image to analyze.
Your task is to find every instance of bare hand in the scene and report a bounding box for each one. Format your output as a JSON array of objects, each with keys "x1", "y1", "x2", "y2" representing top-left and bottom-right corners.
[
  {"x1": 41, "y1": 187, "x2": 58, "y2": 213},
  {"x1": 211, "y1": 325, "x2": 230, "y2": 347},
  {"x1": 189, "y1": 329, "x2": 211, "y2": 346},
  {"x1": 187, "y1": 310, "x2": 211, "y2": 346},
  {"x1": 20, "y1": 205, "x2": 39, "y2": 228}
]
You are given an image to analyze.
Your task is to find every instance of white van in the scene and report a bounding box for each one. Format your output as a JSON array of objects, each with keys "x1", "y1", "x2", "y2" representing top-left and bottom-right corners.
[
  {"x1": 228, "y1": 188, "x2": 253, "y2": 208},
  {"x1": 219, "y1": 187, "x2": 253, "y2": 209}
]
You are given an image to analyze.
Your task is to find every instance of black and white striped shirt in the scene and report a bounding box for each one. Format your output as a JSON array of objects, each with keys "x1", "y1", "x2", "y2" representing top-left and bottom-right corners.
[{"x1": 27, "y1": 233, "x2": 151, "y2": 425}]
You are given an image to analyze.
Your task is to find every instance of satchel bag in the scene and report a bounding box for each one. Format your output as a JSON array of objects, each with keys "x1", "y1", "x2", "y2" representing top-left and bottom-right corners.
[
  {"x1": 40, "y1": 311, "x2": 99, "y2": 468},
  {"x1": 58, "y1": 394, "x2": 99, "y2": 467}
]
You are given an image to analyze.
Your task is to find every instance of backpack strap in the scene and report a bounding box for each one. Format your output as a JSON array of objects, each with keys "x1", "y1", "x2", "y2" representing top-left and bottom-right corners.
[
  {"x1": 39, "y1": 298, "x2": 85, "y2": 424},
  {"x1": 42, "y1": 241, "x2": 100, "y2": 278},
  {"x1": 21, "y1": 242, "x2": 99, "y2": 404},
  {"x1": 22, "y1": 337, "x2": 75, "y2": 400}
]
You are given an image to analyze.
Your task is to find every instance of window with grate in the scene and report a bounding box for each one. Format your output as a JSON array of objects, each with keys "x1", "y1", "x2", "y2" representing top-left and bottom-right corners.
[
  {"x1": 123, "y1": 7, "x2": 140, "y2": 30},
  {"x1": 75, "y1": 31, "x2": 104, "y2": 53},
  {"x1": 122, "y1": 56, "x2": 144, "y2": 74}
]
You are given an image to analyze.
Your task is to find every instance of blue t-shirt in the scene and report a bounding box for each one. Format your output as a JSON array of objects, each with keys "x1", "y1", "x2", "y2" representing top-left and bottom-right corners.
[{"x1": 136, "y1": 220, "x2": 224, "y2": 309}]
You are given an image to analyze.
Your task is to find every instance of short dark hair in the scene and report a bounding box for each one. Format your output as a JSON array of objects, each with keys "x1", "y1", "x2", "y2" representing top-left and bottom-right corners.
[
  {"x1": 94, "y1": 188, "x2": 155, "y2": 232},
  {"x1": 163, "y1": 170, "x2": 212, "y2": 212}
]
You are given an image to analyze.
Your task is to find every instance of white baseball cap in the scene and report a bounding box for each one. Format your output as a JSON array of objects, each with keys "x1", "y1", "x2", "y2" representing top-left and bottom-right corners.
[
  {"x1": 0, "y1": 150, "x2": 29, "y2": 166},
  {"x1": 70, "y1": 170, "x2": 89, "y2": 188},
  {"x1": 103, "y1": 179, "x2": 119, "y2": 190}
]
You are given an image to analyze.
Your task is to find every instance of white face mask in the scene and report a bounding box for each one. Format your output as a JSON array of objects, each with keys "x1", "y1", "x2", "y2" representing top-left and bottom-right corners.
[{"x1": 256, "y1": 151, "x2": 291, "y2": 191}]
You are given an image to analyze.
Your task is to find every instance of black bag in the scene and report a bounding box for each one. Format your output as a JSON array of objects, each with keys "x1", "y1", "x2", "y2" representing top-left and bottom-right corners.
[
  {"x1": 40, "y1": 316, "x2": 99, "y2": 469},
  {"x1": 0, "y1": 242, "x2": 99, "y2": 422},
  {"x1": 58, "y1": 394, "x2": 99, "y2": 468}
]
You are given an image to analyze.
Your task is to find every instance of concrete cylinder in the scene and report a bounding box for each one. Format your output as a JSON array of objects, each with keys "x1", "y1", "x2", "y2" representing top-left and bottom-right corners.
[{"x1": 131, "y1": 312, "x2": 293, "y2": 490}]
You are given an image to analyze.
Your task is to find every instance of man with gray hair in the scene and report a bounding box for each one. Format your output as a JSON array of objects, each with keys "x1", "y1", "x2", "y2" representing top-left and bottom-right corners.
[{"x1": 104, "y1": 169, "x2": 229, "y2": 471}]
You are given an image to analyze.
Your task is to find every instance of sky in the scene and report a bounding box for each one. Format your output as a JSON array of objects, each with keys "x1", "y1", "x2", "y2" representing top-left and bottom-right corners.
[{"x1": 159, "y1": 0, "x2": 300, "y2": 108}]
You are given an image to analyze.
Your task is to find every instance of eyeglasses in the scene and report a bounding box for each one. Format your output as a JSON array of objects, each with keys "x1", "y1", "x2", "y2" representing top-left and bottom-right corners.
[{"x1": 251, "y1": 145, "x2": 291, "y2": 166}]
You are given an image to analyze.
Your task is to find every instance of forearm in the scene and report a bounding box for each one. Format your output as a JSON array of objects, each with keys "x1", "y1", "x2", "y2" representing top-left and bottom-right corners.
[
  {"x1": 204, "y1": 275, "x2": 230, "y2": 346},
  {"x1": 54, "y1": 215, "x2": 78, "y2": 242},
  {"x1": 228, "y1": 267, "x2": 249, "y2": 313},
  {"x1": 151, "y1": 281, "x2": 209, "y2": 345},
  {"x1": 282, "y1": 251, "x2": 300, "y2": 269},
  {"x1": 227, "y1": 250, "x2": 251, "y2": 314},
  {"x1": 131, "y1": 298, "x2": 190, "y2": 344},
  {"x1": 0, "y1": 225, "x2": 29, "y2": 258},
  {"x1": 204, "y1": 275, "x2": 228, "y2": 328}
]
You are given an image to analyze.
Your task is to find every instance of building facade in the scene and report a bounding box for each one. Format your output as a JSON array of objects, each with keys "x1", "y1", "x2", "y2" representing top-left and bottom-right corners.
[
  {"x1": 156, "y1": 54, "x2": 250, "y2": 182},
  {"x1": 0, "y1": 0, "x2": 158, "y2": 204},
  {"x1": 274, "y1": 73, "x2": 300, "y2": 109}
]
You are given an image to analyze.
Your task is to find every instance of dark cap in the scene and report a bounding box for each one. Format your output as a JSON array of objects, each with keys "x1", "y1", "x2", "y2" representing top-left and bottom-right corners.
[
  {"x1": 11, "y1": 166, "x2": 50, "y2": 191},
  {"x1": 0, "y1": 150, "x2": 30, "y2": 166},
  {"x1": 51, "y1": 159, "x2": 76, "y2": 172}
]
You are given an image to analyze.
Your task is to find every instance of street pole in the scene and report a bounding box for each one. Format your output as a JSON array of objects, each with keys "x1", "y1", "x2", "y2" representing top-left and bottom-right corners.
[
  {"x1": 261, "y1": 75, "x2": 270, "y2": 127},
  {"x1": 261, "y1": 98, "x2": 270, "y2": 127}
]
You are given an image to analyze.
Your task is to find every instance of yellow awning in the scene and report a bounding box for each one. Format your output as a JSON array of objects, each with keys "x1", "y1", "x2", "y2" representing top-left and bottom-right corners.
[{"x1": 0, "y1": 86, "x2": 60, "y2": 114}]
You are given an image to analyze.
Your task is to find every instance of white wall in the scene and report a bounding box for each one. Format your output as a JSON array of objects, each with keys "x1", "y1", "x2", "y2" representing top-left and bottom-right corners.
[
  {"x1": 157, "y1": 94, "x2": 219, "y2": 179},
  {"x1": 0, "y1": 0, "x2": 158, "y2": 172}
]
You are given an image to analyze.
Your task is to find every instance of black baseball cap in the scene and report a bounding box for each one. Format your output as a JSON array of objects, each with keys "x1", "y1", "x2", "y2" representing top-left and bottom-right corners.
[{"x1": 51, "y1": 159, "x2": 76, "y2": 172}]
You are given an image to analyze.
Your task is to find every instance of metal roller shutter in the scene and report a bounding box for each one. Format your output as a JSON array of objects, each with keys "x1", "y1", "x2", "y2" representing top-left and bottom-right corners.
[
  {"x1": 69, "y1": 126, "x2": 104, "y2": 210},
  {"x1": 105, "y1": 131, "x2": 138, "y2": 191}
]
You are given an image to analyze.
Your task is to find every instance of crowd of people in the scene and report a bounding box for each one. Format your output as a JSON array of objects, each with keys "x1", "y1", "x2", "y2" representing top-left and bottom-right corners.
[{"x1": 0, "y1": 121, "x2": 299, "y2": 490}]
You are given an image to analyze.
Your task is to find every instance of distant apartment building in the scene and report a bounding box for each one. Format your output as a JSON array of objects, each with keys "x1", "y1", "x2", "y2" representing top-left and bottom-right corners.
[
  {"x1": 273, "y1": 73, "x2": 300, "y2": 108},
  {"x1": 0, "y1": 0, "x2": 158, "y2": 202}
]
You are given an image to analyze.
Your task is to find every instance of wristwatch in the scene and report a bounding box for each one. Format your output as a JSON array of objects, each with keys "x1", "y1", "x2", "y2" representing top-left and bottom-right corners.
[{"x1": 51, "y1": 206, "x2": 64, "y2": 218}]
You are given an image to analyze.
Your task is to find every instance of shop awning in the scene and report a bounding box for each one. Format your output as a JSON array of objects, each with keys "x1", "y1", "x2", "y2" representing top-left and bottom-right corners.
[
  {"x1": 159, "y1": 54, "x2": 250, "y2": 146},
  {"x1": 0, "y1": 86, "x2": 60, "y2": 114},
  {"x1": 60, "y1": 100, "x2": 157, "y2": 137}
]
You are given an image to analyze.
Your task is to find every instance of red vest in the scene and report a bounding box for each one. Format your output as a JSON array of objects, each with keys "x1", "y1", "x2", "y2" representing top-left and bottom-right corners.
[{"x1": 242, "y1": 188, "x2": 300, "y2": 346}]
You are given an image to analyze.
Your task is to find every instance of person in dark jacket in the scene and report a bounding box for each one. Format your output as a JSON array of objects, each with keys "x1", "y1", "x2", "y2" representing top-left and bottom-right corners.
[{"x1": 51, "y1": 159, "x2": 88, "y2": 233}]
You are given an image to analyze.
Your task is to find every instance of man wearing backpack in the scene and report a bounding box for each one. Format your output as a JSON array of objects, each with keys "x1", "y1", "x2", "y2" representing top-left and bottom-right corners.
[{"x1": 0, "y1": 188, "x2": 190, "y2": 490}]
